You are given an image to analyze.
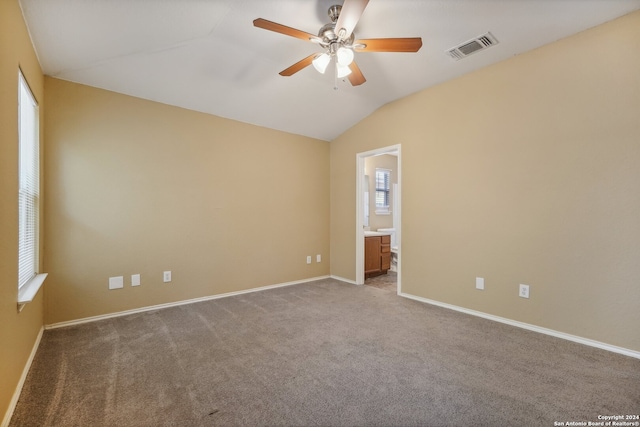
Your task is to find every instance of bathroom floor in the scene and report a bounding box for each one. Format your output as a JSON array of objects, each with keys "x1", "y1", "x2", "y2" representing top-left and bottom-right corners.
[{"x1": 364, "y1": 271, "x2": 397, "y2": 292}]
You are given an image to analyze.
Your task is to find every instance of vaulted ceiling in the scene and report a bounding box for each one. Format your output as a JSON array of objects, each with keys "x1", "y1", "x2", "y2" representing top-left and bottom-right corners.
[{"x1": 19, "y1": 0, "x2": 640, "y2": 141}]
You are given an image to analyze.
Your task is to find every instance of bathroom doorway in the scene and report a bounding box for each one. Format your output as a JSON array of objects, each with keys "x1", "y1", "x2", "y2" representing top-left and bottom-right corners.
[{"x1": 356, "y1": 145, "x2": 401, "y2": 293}]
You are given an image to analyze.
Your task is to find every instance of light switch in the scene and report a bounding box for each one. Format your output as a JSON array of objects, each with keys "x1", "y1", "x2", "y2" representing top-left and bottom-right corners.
[{"x1": 131, "y1": 274, "x2": 141, "y2": 287}]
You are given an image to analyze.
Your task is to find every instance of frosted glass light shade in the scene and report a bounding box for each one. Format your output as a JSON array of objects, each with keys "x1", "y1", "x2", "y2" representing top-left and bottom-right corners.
[
  {"x1": 312, "y1": 53, "x2": 331, "y2": 74},
  {"x1": 336, "y1": 63, "x2": 352, "y2": 78},
  {"x1": 336, "y1": 47, "x2": 354, "y2": 66}
]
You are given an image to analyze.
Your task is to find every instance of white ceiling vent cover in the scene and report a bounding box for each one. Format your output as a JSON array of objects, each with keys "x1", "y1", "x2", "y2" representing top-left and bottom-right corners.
[{"x1": 446, "y1": 32, "x2": 498, "y2": 60}]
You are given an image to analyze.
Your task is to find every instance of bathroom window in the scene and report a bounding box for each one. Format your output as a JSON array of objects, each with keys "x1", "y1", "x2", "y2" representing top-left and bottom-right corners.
[{"x1": 375, "y1": 168, "x2": 390, "y2": 214}]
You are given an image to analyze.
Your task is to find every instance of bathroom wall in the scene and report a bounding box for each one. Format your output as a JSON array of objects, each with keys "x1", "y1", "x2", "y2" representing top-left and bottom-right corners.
[{"x1": 364, "y1": 154, "x2": 397, "y2": 231}]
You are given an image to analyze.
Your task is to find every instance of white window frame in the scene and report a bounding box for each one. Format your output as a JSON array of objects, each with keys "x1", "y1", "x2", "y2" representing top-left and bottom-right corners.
[
  {"x1": 17, "y1": 70, "x2": 47, "y2": 310},
  {"x1": 375, "y1": 168, "x2": 391, "y2": 215}
]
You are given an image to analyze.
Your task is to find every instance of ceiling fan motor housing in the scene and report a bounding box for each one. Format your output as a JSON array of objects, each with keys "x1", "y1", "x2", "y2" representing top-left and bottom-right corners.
[
  {"x1": 321, "y1": 5, "x2": 356, "y2": 46},
  {"x1": 328, "y1": 5, "x2": 342, "y2": 22},
  {"x1": 318, "y1": 23, "x2": 355, "y2": 47}
]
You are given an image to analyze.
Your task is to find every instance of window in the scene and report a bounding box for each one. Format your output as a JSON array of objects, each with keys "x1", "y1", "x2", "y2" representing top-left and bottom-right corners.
[
  {"x1": 375, "y1": 168, "x2": 391, "y2": 213},
  {"x1": 18, "y1": 71, "x2": 45, "y2": 306}
]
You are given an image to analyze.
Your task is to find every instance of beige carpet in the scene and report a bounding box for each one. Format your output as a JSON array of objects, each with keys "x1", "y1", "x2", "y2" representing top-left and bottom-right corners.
[{"x1": 10, "y1": 278, "x2": 640, "y2": 426}]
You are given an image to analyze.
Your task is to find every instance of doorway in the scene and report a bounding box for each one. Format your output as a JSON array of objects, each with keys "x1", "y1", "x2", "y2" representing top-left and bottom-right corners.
[{"x1": 356, "y1": 145, "x2": 401, "y2": 293}]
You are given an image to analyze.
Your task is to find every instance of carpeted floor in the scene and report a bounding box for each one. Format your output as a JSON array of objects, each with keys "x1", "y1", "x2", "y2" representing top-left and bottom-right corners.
[{"x1": 10, "y1": 278, "x2": 640, "y2": 426}]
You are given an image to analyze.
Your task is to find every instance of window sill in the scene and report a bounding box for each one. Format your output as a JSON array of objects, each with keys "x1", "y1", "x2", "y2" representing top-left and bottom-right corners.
[
  {"x1": 375, "y1": 210, "x2": 391, "y2": 215},
  {"x1": 18, "y1": 273, "x2": 48, "y2": 312}
]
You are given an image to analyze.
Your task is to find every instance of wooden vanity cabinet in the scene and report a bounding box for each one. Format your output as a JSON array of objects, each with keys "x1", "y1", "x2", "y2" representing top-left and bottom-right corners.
[
  {"x1": 380, "y1": 234, "x2": 391, "y2": 271},
  {"x1": 365, "y1": 235, "x2": 391, "y2": 279}
]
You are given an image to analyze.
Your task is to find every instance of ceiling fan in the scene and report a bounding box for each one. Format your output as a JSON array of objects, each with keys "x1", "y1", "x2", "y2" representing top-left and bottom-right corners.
[{"x1": 253, "y1": 0, "x2": 422, "y2": 87}]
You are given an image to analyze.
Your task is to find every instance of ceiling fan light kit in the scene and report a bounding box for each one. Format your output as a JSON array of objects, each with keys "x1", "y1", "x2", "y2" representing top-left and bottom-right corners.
[
  {"x1": 253, "y1": 0, "x2": 423, "y2": 88},
  {"x1": 336, "y1": 63, "x2": 352, "y2": 78},
  {"x1": 336, "y1": 47, "x2": 354, "y2": 66},
  {"x1": 312, "y1": 53, "x2": 331, "y2": 73}
]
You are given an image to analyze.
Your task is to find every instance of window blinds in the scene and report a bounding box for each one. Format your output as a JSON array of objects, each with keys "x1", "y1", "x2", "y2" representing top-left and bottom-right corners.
[
  {"x1": 18, "y1": 72, "x2": 40, "y2": 289},
  {"x1": 375, "y1": 169, "x2": 390, "y2": 208}
]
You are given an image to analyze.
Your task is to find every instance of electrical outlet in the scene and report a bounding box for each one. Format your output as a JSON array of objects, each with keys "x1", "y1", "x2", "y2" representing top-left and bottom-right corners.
[
  {"x1": 306, "y1": 256, "x2": 312, "y2": 264},
  {"x1": 109, "y1": 276, "x2": 124, "y2": 290},
  {"x1": 131, "y1": 274, "x2": 141, "y2": 287},
  {"x1": 316, "y1": 254, "x2": 322, "y2": 263},
  {"x1": 163, "y1": 271, "x2": 172, "y2": 283},
  {"x1": 475, "y1": 277, "x2": 484, "y2": 290},
  {"x1": 519, "y1": 284, "x2": 530, "y2": 299}
]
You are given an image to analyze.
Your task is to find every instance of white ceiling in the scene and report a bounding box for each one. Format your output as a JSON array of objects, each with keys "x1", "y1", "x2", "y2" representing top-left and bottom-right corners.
[{"x1": 19, "y1": 0, "x2": 640, "y2": 141}]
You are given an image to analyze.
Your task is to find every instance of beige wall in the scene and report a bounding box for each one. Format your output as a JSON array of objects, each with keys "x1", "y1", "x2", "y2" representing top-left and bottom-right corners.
[
  {"x1": 43, "y1": 78, "x2": 329, "y2": 324},
  {"x1": 331, "y1": 11, "x2": 640, "y2": 351},
  {"x1": 0, "y1": 0, "x2": 45, "y2": 421},
  {"x1": 364, "y1": 154, "x2": 397, "y2": 231}
]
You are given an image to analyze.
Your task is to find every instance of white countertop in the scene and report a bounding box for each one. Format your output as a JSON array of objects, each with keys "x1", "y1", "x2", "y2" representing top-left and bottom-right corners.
[{"x1": 364, "y1": 231, "x2": 391, "y2": 237}]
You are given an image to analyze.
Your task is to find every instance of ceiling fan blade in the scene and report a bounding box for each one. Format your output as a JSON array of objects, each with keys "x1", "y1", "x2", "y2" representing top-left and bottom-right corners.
[
  {"x1": 279, "y1": 54, "x2": 317, "y2": 76},
  {"x1": 354, "y1": 38, "x2": 423, "y2": 53},
  {"x1": 253, "y1": 18, "x2": 319, "y2": 43},
  {"x1": 348, "y1": 61, "x2": 366, "y2": 86},
  {"x1": 334, "y1": 0, "x2": 370, "y2": 41}
]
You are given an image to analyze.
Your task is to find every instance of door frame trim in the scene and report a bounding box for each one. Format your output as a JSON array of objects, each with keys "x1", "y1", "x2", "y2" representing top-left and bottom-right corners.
[{"x1": 355, "y1": 144, "x2": 401, "y2": 292}]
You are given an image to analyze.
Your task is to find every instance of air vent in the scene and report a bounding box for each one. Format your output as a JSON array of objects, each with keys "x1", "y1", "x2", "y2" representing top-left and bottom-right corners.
[{"x1": 446, "y1": 32, "x2": 498, "y2": 60}]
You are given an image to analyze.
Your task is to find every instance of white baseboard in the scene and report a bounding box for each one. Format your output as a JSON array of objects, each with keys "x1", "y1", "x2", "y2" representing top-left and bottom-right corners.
[
  {"x1": 330, "y1": 275, "x2": 358, "y2": 285},
  {"x1": 2, "y1": 327, "x2": 44, "y2": 427},
  {"x1": 400, "y1": 292, "x2": 640, "y2": 360},
  {"x1": 45, "y1": 276, "x2": 331, "y2": 330}
]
